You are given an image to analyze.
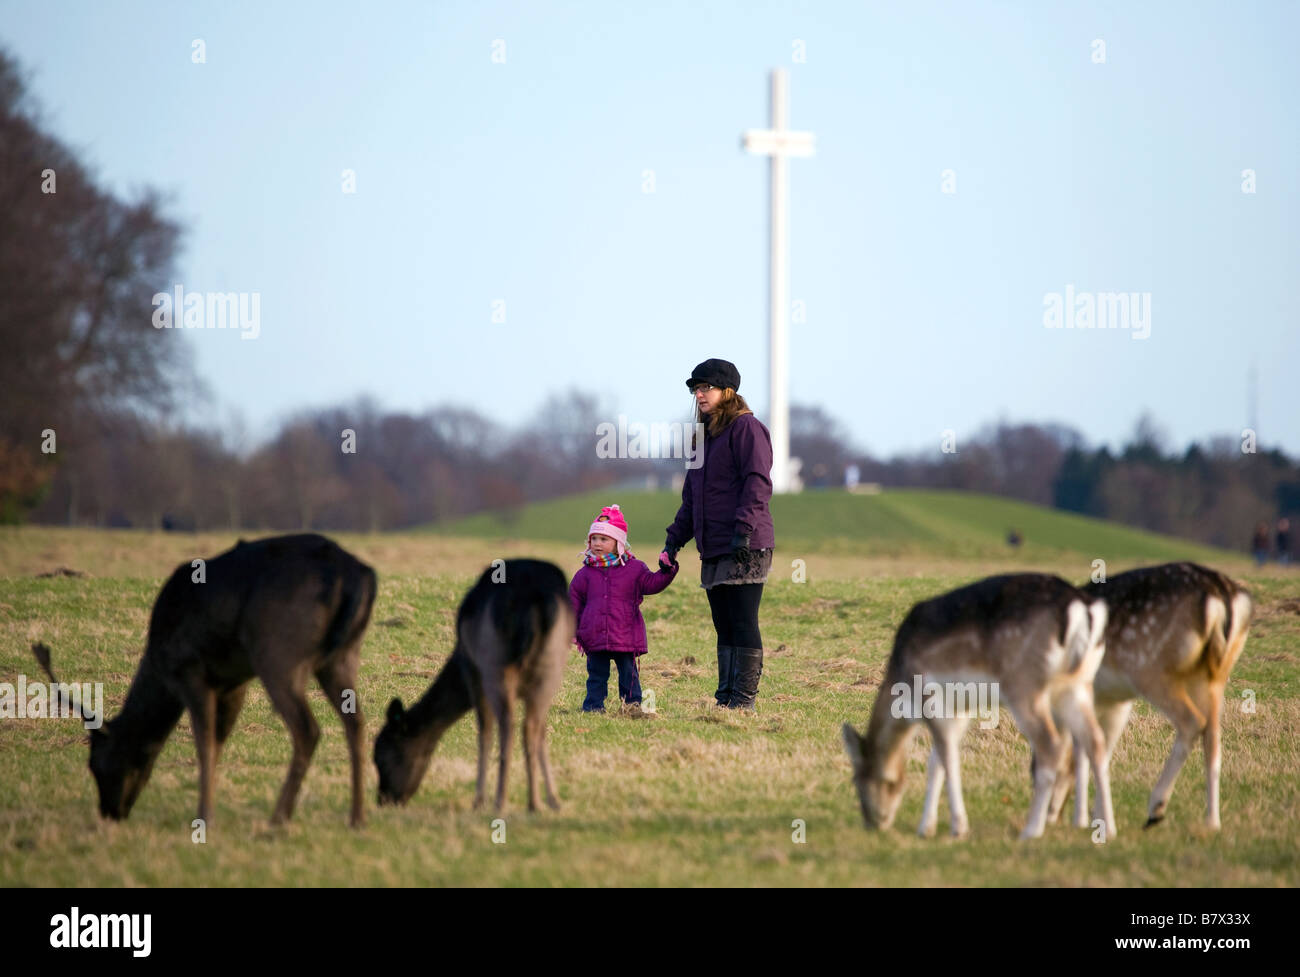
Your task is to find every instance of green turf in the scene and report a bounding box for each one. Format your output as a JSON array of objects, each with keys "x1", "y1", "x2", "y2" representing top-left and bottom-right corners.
[
  {"x1": 1, "y1": 526, "x2": 1295, "y2": 887},
  {"x1": 422, "y1": 487, "x2": 1236, "y2": 564}
]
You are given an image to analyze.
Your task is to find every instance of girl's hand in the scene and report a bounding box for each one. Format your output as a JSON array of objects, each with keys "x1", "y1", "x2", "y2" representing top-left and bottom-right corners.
[{"x1": 658, "y1": 550, "x2": 676, "y2": 570}]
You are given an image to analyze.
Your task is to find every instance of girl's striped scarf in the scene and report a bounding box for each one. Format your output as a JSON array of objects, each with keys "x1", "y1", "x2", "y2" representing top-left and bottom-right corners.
[{"x1": 583, "y1": 548, "x2": 634, "y2": 568}]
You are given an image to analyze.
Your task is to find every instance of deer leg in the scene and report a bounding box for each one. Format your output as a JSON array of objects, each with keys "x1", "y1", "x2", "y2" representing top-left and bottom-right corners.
[
  {"x1": 522, "y1": 702, "x2": 541, "y2": 813},
  {"x1": 536, "y1": 713, "x2": 561, "y2": 811},
  {"x1": 471, "y1": 695, "x2": 493, "y2": 812},
  {"x1": 1142, "y1": 687, "x2": 1205, "y2": 827},
  {"x1": 532, "y1": 612, "x2": 566, "y2": 812},
  {"x1": 1203, "y1": 685, "x2": 1224, "y2": 830},
  {"x1": 1092, "y1": 700, "x2": 1132, "y2": 827},
  {"x1": 928, "y1": 718, "x2": 970, "y2": 838},
  {"x1": 492, "y1": 676, "x2": 517, "y2": 815},
  {"x1": 265, "y1": 669, "x2": 320, "y2": 826},
  {"x1": 214, "y1": 684, "x2": 248, "y2": 759},
  {"x1": 200, "y1": 683, "x2": 249, "y2": 818},
  {"x1": 918, "y1": 742, "x2": 945, "y2": 838},
  {"x1": 316, "y1": 651, "x2": 365, "y2": 829},
  {"x1": 185, "y1": 684, "x2": 218, "y2": 826},
  {"x1": 1057, "y1": 687, "x2": 1115, "y2": 839},
  {"x1": 1015, "y1": 699, "x2": 1064, "y2": 840},
  {"x1": 1071, "y1": 740, "x2": 1090, "y2": 828},
  {"x1": 1045, "y1": 737, "x2": 1074, "y2": 826}
]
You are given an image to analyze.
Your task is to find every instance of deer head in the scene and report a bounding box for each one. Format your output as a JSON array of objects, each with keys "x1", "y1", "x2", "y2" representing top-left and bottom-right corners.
[
  {"x1": 32, "y1": 642, "x2": 159, "y2": 820},
  {"x1": 88, "y1": 723, "x2": 165, "y2": 820},
  {"x1": 374, "y1": 698, "x2": 433, "y2": 805},
  {"x1": 842, "y1": 722, "x2": 907, "y2": 830}
]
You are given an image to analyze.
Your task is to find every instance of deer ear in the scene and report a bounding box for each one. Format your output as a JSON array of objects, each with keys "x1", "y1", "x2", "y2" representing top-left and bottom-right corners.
[
  {"x1": 386, "y1": 698, "x2": 405, "y2": 724},
  {"x1": 841, "y1": 723, "x2": 865, "y2": 767}
]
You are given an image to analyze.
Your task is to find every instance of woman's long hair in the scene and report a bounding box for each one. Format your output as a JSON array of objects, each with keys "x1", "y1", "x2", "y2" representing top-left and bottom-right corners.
[{"x1": 694, "y1": 388, "x2": 753, "y2": 438}]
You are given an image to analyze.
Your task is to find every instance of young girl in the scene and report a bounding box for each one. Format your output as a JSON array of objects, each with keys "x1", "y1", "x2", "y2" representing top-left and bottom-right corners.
[{"x1": 570, "y1": 504, "x2": 678, "y2": 712}]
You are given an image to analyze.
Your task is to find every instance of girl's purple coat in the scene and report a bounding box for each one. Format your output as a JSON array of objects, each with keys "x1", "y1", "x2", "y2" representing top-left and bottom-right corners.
[
  {"x1": 570, "y1": 558, "x2": 678, "y2": 655},
  {"x1": 665, "y1": 412, "x2": 775, "y2": 559}
]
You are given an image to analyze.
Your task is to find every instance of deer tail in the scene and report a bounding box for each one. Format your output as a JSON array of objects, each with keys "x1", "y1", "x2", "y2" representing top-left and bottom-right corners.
[
  {"x1": 1206, "y1": 578, "x2": 1252, "y2": 678},
  {"x1": 490, "y1": 569, "x2": 565, "y2": 666},
  {"x1": 1063, "y1": 597, "x2": 1107, "y2": 678},
  {"x1": 325, "y1": 561, "x2": 377, "y2": 652}
]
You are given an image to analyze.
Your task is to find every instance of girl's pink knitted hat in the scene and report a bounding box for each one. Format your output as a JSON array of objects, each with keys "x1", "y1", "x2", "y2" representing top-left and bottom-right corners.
[{"x1": 587, "y1": 504, "x2": 629, "y2": 554}]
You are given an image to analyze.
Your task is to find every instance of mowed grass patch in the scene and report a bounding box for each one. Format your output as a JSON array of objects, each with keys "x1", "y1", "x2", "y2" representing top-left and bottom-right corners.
[
  {"x1": 0, "y1": 531, "x2": 1295, "y2": 886},
  {"x1": 421, "y1": 488, "x2": 1239, "y2": 565}
]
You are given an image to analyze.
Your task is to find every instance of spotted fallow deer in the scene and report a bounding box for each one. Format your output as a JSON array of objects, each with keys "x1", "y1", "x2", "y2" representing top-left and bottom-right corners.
[
  {"x1": 842, "y1": 573, "x2": 1115, "y2": 840},
  {"x1": 1047, "y1": 562, "x2": 1252, "y2": 831}
]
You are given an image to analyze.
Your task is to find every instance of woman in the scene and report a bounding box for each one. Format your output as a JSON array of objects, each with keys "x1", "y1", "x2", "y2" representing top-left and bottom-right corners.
[{"x1": 660, "y1": 358, "x2": 774, "y2": 710}]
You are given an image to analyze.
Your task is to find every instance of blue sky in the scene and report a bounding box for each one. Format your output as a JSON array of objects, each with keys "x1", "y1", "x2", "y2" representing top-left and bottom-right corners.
[{"x1": 4, "y1": 0, "x2": 1297, "y2": 457}]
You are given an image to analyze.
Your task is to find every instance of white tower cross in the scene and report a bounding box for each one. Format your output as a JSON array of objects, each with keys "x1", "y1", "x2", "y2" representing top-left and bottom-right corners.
[{"x1": 742, "y1": 68, "x2": 814, "y2": 494}]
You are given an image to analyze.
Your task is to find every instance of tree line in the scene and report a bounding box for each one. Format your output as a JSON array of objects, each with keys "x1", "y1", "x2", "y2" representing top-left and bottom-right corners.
[{"x1": 2, "y1": 47, "x2": 1295, "y2": 552}]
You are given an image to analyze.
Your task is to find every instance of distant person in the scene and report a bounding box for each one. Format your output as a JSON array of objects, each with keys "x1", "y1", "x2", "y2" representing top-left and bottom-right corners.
[
  {"x1": 1006, "y1": 528, "x2": 1023, "y2": 548},
  {"x1": 663, "y1": 358, "x2": 774, "y2": 710},
  {"x1": 1278, "y1": 518, "x2": 1292, "y2": 566},
  {"x1": 1251, "y1": 522, "x2": 1271, "y2": 565},
  {"x1": 569, "y1": 504, "x2": 677, "y2": 713}
]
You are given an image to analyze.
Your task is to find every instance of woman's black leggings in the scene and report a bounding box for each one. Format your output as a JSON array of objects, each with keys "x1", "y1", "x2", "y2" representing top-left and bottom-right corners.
[{"x1": 706, "y1": 583, "x2": 764, "y2": 649}]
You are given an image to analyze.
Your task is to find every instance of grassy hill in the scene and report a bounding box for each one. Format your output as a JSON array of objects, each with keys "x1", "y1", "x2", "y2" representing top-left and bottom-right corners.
[{"x1": 423, "y1": 487, "x2": 1238, "y2": 565}]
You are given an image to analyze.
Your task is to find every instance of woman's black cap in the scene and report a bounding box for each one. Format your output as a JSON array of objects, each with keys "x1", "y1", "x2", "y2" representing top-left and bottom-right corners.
[{"x1": 685, "y1": 358, "x2": 740, "y2": 392}]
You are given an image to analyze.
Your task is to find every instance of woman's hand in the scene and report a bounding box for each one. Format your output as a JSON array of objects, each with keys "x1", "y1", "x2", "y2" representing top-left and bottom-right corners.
[
  {"x1": 730, "y1": 531, "x2": 752, "y2": 563},
  {"x1": 660, "y1": 539, "x2": 680, "y2": 569}
]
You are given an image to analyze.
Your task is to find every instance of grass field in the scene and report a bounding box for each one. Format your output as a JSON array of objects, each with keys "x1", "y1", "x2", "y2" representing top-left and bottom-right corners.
[{"x1": 2, "y1": 492, "x2": 1297, "y2": 887}]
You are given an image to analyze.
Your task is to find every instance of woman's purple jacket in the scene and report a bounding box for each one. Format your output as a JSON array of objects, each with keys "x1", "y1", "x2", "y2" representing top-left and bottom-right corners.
[
  {"x1": 569, "y1": 558, "x2": 678, "y2": 656},
  {"x1": 665, "y1": 412, "x2": 775, "y2": 559}
]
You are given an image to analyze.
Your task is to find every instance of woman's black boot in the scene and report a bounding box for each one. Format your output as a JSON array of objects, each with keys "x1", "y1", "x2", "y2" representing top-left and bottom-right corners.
[
  {"x1": 728, "y1": 647, "x2": 764, "y2": 710},
  {"x1": 714, "y1": 645, "x2": 735, "y2": 706}
]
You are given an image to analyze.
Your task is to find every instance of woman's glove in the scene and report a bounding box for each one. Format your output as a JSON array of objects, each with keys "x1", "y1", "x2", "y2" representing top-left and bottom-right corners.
[
  {"x1": 730, "y1": 531, "x2": 752, "y2": 563},
  {"x1": 660, "y1": 539, "x2": 680, "y2": 569}
]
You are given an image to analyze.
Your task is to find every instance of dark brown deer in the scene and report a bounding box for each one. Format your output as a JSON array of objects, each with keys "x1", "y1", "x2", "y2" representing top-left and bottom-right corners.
[
  {"x1": 376, "y1": 558, "x2": 573, "y2": 813},
  {"x1": 32, "y1": 534, "x2": 376, "y2": 828},
  {"x1": 1047, "y1": 562, "x2": 1252, "y2": 831}
]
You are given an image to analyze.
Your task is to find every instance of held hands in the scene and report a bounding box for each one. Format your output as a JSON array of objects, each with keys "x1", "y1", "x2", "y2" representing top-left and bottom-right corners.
[{"x1": 659, "y1": 539, "x2": 680, "y2": 570}]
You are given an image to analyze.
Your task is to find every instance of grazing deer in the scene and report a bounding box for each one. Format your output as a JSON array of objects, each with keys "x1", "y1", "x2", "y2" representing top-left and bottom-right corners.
[
  {"x1": 31, "y1": 534, "x2": 376, "y2": 828},
  {"x1": 375, "y1": 558, "x2": 573, "y2": 813},
  {"x1": 842, "y1": 573, "x2": 1115, "y2": 840},
  {"x1": 1046, "y1": 562, "x2": 1252, "y2": 831}
]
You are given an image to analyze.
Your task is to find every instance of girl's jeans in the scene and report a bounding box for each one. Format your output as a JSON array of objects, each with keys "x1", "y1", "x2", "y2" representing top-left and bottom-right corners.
[{"x1": 583, "y1": 651, "x2": 641, "y2": 710}]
